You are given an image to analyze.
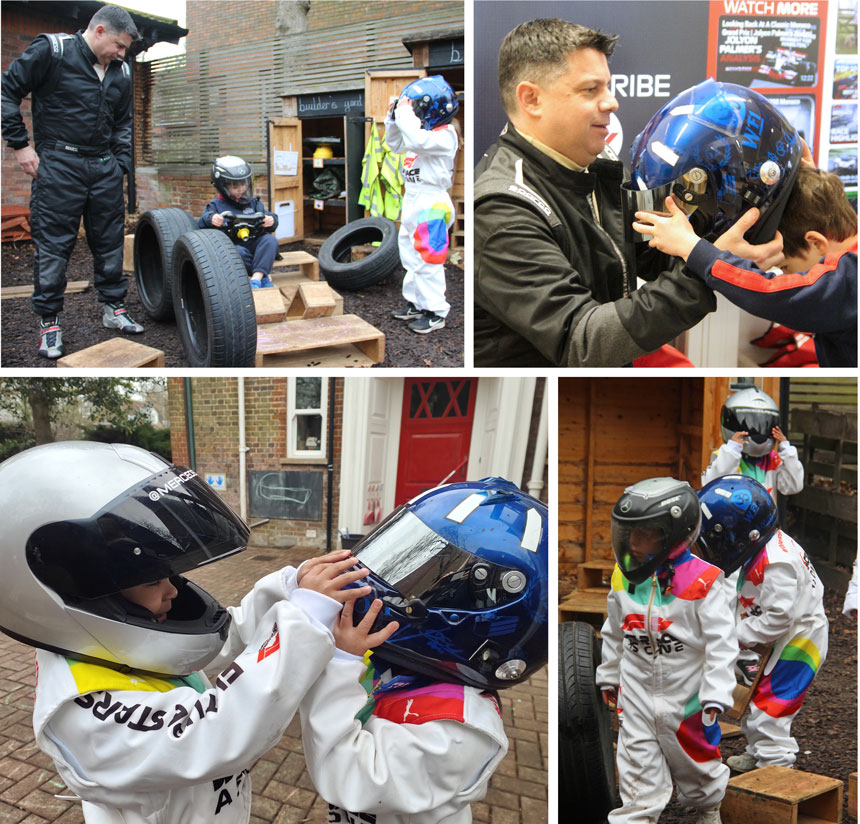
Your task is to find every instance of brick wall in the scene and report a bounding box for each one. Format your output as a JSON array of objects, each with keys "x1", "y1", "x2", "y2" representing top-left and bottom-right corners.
[
  {"x1": 305, "y1": 1, "x2": 460, "y2": 30},
  {"x1": 185, "y1": 2, "x2": 277, "y2": 52},
  {"x1": 135, "y1": 169, "x2": 269, "y2": 215},
  {"x1": 168, "y1": 377, "x2": 343, "y2": 551}
]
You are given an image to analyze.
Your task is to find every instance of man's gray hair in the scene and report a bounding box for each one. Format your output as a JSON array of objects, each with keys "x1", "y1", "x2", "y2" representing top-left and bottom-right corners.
[
  {"x1": 499, "y1": 19, "x2": 618, "y2": 115},
  {"x1": 87, "y1": 5, "x2": 140, "y2": 40}
]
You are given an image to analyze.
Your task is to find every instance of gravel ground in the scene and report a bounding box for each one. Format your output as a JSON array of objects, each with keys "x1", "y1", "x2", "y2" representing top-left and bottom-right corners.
[{"x1": 0, "y1": 225, "x2": 464, "y2": 368}]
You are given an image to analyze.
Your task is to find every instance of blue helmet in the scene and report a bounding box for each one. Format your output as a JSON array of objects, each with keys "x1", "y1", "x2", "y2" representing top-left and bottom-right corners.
[
  {"x1": 697, "y1": 475, "x2": 778, "y2": 575},
  {"x1": 400, "y1": 75, "x2": 459, "y2": 129},
  {"x1": 622, "y1": 79, "x2": 802, "y2": 244},
  {"x1": 349, "y1": 477, "x2": 547, "y2": 690}
]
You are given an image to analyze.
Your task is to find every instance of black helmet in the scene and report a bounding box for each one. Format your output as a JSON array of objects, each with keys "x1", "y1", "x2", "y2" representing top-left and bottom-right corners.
[
  {"x1": 211, "y1": 155, "x2": 254, "y2": 205},
  {"x1": 611, "y1": 478, "x2": 702, "y2": 585},
  {"x1": 697, "y1": 475, "x2": 778, "y2": 575},
  {"x1": 622, "y1": 79, "x2": 802, "y2": 244}
]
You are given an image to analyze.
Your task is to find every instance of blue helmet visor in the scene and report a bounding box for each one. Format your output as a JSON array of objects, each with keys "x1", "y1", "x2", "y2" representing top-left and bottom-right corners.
[{"x1": 352, "y1": 508, "x2": 524, "y2": 611}]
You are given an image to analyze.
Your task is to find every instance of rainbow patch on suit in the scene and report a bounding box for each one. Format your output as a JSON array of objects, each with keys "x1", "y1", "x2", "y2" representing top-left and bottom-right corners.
[
  {"x1": 676, "y1": 694, "x2": 722, "y2": 763},
  {"x1": 753, "y1": 637, "x2": 821, "y2": 717},
  {"x1": 412, "y1": 201, "x2": 452, "y2": 264}
]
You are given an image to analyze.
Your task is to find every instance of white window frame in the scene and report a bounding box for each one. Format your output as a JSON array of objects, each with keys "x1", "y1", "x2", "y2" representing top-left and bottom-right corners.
[{"x1": 287, "y1": 377, "x2": 328, "y2": 460}]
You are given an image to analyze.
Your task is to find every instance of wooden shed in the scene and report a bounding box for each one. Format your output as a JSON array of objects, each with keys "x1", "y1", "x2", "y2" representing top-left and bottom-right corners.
[{"x1": 558, "y1": 376, "x2": 780, "y2": 623}]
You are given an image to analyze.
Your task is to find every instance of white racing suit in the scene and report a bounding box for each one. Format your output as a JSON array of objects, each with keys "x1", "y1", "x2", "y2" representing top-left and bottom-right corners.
[
  {"x1": 701, "y1": 439, "x2": 804, "y2": 501},
  {"x1": 300, "y1": 653, "x2": 508, "y2": 823},
  {"x1": 385, "y1": 104, "x2": 458, "y2": 319},
  {"x1": 596, "y1": 550, "x2": 738, "y2": 822},
  {"x1": 32, "y1": 568, "x2": 340, "y2": 824},
  {"x1": 735, "y1": 529, "x2": 829, "y2": 767}
]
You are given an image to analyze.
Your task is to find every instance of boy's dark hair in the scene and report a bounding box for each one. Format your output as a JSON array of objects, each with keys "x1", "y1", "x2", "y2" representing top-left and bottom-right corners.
[
  {"x1": 779, "y1": 166, "x2": 857, "y2": 257},
  {"x1": 88, "y1": 5, "x2": 140, "y2": 40},
  {"x1": 498, "y1": 19, "x2": 618, "y2": 116}
]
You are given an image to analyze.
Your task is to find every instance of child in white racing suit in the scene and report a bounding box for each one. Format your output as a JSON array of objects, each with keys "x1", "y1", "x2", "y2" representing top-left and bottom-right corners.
[
  {"x1": 698, "y1": 475, "x2": 829, "y2": 771},
  {"x1": 597, "y1": 478, "x2": 737, "y2": 824},
  {"x1": 385, "y1": 75, "x2": 459, "y2": 335},
  {"x1": 299, "y1": 477, "x2": 548, "y2": 823},
  {"x1": 0, "y1": 441, "x2": 378, "y2": 824}
]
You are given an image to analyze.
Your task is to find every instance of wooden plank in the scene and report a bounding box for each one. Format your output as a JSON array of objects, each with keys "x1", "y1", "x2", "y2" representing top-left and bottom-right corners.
[
  {"x1": 719, "y1": 721, "x2": 743, "y2": 739},
  {"x1": 123, "y1": 233, "x2": 135, "y2": 271},
  {"x1": 57, "y1": 338, "x2": 165, "y2": 369},
  {"x1": 728, "y1": 766, "x2": 843, "y2": 803},
  {"x1": 255, "y1": 342, "x2": 375, "y2": 368},
  {"x1": 724, "y1": 646, "x2": 772, "y2": 721},
  {"x1": 848, "y1": 773, "x2": 857, "y2": 819},
  {"x1": 287, "y1": 282, "x2": 336, "y2": 320},
  {"x1": 253, "y1": 288, "x2": 288, "y2": 324},
  {"x1": 254, "y1": 315, "x2": 384, "y2": 366},
  {"x1": 2, "y1": 281, "x2": 90, "y2": 300}
]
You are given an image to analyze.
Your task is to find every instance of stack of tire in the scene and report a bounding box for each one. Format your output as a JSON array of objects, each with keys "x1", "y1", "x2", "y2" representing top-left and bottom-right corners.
[{"x1": 133, "y1": 208, "x2": 257, "y2": 367}]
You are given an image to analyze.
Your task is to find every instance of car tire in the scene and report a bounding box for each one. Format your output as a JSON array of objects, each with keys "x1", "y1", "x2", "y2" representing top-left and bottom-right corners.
[
  {"x1": 318, "y1": 216, "x2": 401, "y2": 290},
  {"x1": 559, "y1": 621, "x2": 617, "y2": 819},
  {"x1": 133, "y1": 208, "x2": 198, "y2": 320},
  {"x1": 171, "y1": 229, "x2": 257, "y2": 367}
]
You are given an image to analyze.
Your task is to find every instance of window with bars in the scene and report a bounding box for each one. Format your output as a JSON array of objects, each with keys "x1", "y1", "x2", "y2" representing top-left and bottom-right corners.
[
  {"x1": 408, "y1": 380, "x2": 473, "y2": 419},
  {"x1": 288, "y1": 377, "x2": 328, "y2": 460}
]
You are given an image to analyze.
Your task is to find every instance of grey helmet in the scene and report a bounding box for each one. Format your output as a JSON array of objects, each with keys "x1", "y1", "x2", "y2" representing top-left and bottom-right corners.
[
  {"x1": 211, "y1": 155, "x2": 254, "y2": 205},
  {"x1": 720, "y1": 387, "x2": 779, "y2": 457},
  {"x1": 0, "y1": 442, "x2": 249, "y2": 676}
]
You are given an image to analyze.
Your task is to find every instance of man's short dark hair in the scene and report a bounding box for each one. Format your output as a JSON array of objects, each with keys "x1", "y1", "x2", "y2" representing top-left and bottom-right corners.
[
  {"x1": 498, "y1": 19, "x2": 618, "y2": 115},
  {"x1": 779, "y1": 166, "x2": 857, "y2": 258},
  {"x1": 88, "y1": 5, "x2": 140, "y2": 40}
]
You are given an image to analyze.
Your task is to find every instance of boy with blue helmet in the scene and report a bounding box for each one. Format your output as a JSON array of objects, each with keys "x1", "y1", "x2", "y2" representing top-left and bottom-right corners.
[
  {"x1": 299, "y1": 477, "x2": 547, "y2": 823},
  {"x1": 596, "y1": 478, "x2": 737, "y2": 824},
  {"x1": 386, "y1": 76, "x2": 460, "y2": 334},
  {"x1": 697, "y1": 475, "x2": 828, "y2": 772}
]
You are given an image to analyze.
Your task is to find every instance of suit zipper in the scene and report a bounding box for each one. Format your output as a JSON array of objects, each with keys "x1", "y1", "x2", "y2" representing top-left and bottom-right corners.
[
  {"x1": 646, "y1": 576, "x2": 657, "y2": 656},
  {"x1": 587, "y1": 190, "x2": 630, "y2": 296}
]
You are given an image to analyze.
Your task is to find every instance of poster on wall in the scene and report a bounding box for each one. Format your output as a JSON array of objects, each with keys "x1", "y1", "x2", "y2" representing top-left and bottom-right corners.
[{"x1": 707, "y1": 1, "x2": 828, "y2": 155}]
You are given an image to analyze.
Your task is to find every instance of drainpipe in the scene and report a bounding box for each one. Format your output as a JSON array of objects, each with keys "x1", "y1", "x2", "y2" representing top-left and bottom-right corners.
[
  {"x1": 183, "y1": 378, "x2": 196, "y2": 470},
  {"x1": 238, "y1": 377, "x2": 248, "y2": 522},
  {"x1": 526, "y1": 386, "x2": 548, "y2": 500},
  {"x1": 326, "y1": 377, "x2": 336, "y2": 553}
]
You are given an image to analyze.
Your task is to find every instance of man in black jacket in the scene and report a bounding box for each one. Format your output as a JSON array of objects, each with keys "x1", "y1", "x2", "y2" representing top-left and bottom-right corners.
[
  {"x1": 2, "y1": 4, "x2": 144, "y2": 359},
  {"x1": 473, "y1": 19, "x2": 780, "y2": 368}
]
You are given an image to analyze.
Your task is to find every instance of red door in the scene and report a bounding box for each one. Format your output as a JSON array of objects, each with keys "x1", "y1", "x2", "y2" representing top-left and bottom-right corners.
[{"x1": 395, "y1": 378, "x2": 477, "y2": 505}]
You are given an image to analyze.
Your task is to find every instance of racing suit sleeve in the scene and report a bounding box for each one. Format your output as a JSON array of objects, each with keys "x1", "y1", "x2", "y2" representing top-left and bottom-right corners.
[
  {"x1": 475, "y1": 197, "x2": 716, "y2": 367},
  {"x1": 701, "y1": 442, "x2": 742, "y2": 486},
  {"x1": 1, "y1": 36, "x2": 54, "y2": 148},
  {"x1": 595, "y1": 583, "x2": 623, "y2": 687},
  {"x1": 393, "y1": 103, "x2": 458, "y2": 156},
  {"x1": 775, "y1": 440, "x2": 804, "y2": 495},
  {"x1": 384, "y1": 113, "x2": 403, "y2": 153},
  {"x1": 697, "y1": 575, "x2": 738, "y2": 709},
  {"x1": 38, "y1": 591, "x2": 340, "y2": 802},
  {"x1": 197, "y1": 199, "x2": 221, "y2": 229},
  {"x1": 110, "y1": 65, "x2": 133, "y2": 175},
  {"x1": 299, "y1": 655, "x2": 506, "y2": 819},
  {"x1": 737, "y1": 558, "x2": 800, "y2": 649},
  {"x1": 687, "y1": 239, "x2": 858, "y2": 335}
]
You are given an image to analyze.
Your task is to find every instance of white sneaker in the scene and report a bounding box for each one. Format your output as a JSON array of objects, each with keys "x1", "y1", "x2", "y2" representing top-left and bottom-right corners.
[
  {"x1": 695, "y1": 805, "x2": 722, "y2": 824},
  {"x1": 726, "y1": 752, "x2": 758, "y2": 772}
]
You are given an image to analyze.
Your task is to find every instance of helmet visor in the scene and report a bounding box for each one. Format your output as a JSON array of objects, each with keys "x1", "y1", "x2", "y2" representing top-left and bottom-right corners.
[
  {"x1": 611, "y1": 515, "x2": 676, "y2": 584},
  {"x1": 28, "y1": 466, "x2": 249, "y2": 600},
  {"x1": 352, "y1": 507, "x2": 524, "y2": 611},
  {"x1": 722, "y1": 407, "x2": 779, "y2": 443}
]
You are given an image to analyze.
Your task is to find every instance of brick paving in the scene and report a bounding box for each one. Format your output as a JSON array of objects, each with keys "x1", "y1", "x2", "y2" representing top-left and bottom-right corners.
[{"x1": 0, "y1": 547, "x2": 547, "y2": 823}]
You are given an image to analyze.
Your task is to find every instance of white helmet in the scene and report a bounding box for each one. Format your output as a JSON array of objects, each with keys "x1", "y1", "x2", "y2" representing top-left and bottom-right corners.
[
  {"x1": 720, "y1": 387, "x2": 780, "y2": 457},
  {"x1": 0, "y1": 442, "x2": 249, "y2": 676}
]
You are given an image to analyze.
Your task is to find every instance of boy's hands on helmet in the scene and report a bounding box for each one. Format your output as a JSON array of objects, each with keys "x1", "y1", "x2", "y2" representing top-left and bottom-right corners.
[
  {"x1": 210, "y1": 213, "x2": 225, "y2": 228},
  {"x1": 729, "y1": 430, "x2": 749, "y2": 445},
  {"x1": 298, "y1": 550, "x2": 372, "y2": 603},
  {"x1": 632, "y1": 196, "x2": 700, "y2": 261},
  {"x1": 772, "y1": 426, "x2": 787, "y2": 443},
  {"x1": 334, "y1": 598, "x2": 400, "y2": 657},
  {"x1": 714, "y1": 207, "x2": 785, "y2": 271}
]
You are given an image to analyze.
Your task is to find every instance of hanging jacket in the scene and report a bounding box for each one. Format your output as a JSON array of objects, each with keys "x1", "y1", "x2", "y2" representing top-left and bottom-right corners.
[{"x1": 359, "y1": 124, "x2": 404, "y2": 220}]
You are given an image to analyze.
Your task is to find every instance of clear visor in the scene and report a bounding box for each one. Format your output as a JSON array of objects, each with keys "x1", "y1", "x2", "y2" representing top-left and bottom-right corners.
[
  {"x1": 611, "y1": 518, "x2": 673, "y2": 582},
  {"x1": 621, "y1": 173, "x2": 705, "y2": 243},
  {"x1": 222, "y1": 177, "x2": 253, "y2": 205},
  {"x1": 352, "y1": 508, "x2": 523, "y2": 610},
  {"x1": 27, "y1": 467, "x2": 250, "y2": 600}
]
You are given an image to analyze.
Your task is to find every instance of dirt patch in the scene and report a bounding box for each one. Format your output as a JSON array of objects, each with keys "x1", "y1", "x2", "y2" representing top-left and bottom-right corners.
[{"x1": 0, "y1": 224, "x2": 464, "y2": 368}]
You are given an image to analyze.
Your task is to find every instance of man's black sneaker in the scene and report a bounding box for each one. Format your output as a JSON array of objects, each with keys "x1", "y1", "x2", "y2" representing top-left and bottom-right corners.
[
  {"x1": 103, "y1": 302, "x2": 144, "y2": 334},
  {"x1": 39, "y1": 316, "x2": 64, "y2": 359},
  {"x1": 408, "y1": 311, "x2": 446, "y2": 334},
  {"x1": 391, "y1": 301, "x2": 421, "y2": 321}
]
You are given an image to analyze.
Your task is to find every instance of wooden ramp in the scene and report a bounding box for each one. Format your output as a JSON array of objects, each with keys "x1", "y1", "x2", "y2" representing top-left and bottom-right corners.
[
  {"x1": 57, "y1": 338, "x2": 165, "y2": 369},
  {"x1": 255, "y1": 315, "x2": 384, "y2": 367}
]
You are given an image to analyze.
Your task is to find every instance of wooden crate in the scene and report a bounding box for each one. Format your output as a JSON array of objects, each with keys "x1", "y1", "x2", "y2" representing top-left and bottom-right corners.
[
  {"x1": 578, "y1": 559, "x2": 615, "y2": 592},
  {"x1": 286, "y1": 282, "x2": 337, "y2": 320},
  {"x1": 57, "y1": 338, "x2": 165, "y2": 369},
  {"x1": 558, "y1": 590, "x2": 608, "y2": 632},
  {"x1": 253, "y1": 288, "x2": 288, "y2": 324},
  {"x1": 723, "y1": 767, "x2": 843, "y2": 824},
  {"x1": 271, "y1": 250, "x2": 319, "y2": 281},
  {"x1": 254, "y1": 314, "x2": 384, "y2": 367},
  {"x1": 848, "y1": 773, "x2": 856, "y2": 819}
]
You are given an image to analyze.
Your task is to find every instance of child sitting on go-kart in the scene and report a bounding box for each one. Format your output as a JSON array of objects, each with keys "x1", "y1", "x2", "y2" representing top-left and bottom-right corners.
[{"x1": 198, "y1": 155, "x2": 279, "y2": 288}]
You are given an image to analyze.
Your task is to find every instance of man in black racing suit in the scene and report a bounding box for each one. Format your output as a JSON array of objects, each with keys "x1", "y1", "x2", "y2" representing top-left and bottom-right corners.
[
  {"x1": 1, "y1": 4, "x2": 145, "y2": 359},
  {"x1": 474, "y1": 19, "x2": 719, "y2": 368}
]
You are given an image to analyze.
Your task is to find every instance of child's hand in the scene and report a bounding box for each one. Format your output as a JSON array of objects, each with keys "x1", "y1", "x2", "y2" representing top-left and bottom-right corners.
[
  {"x1": 396, "y1": 96, "x2": 412, "y2": 113},
  {"x1": 730, "y1": 431, "x2": 749, "y2": 445},
  {"x1": 772, "y1": 426, "x2": 787, "y2": 443},
  {"x1": 298, "y1": 553, "x2": 371, "y2": 604},
  {"x1": 263, "y1": 215, "x2": 274, "y2": 228},
  {"x1": 713, "y1": 207, "x2": 785, "y2": 271},
  {"x1": 334, "y1": 598, "x2": 399, "y2": 657},
  {"x1": 211, "y1": 213, "x2": 225, "y2": 228},
  {"x1": 632, "y1": 196, "x2": 700, "y2": 261},
  {"x1": 296, "y1": 549, "x2": 353, "y2": 586},
  {"x1": 601, "y1": 686, "x2": 617, "y2": 707}
]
